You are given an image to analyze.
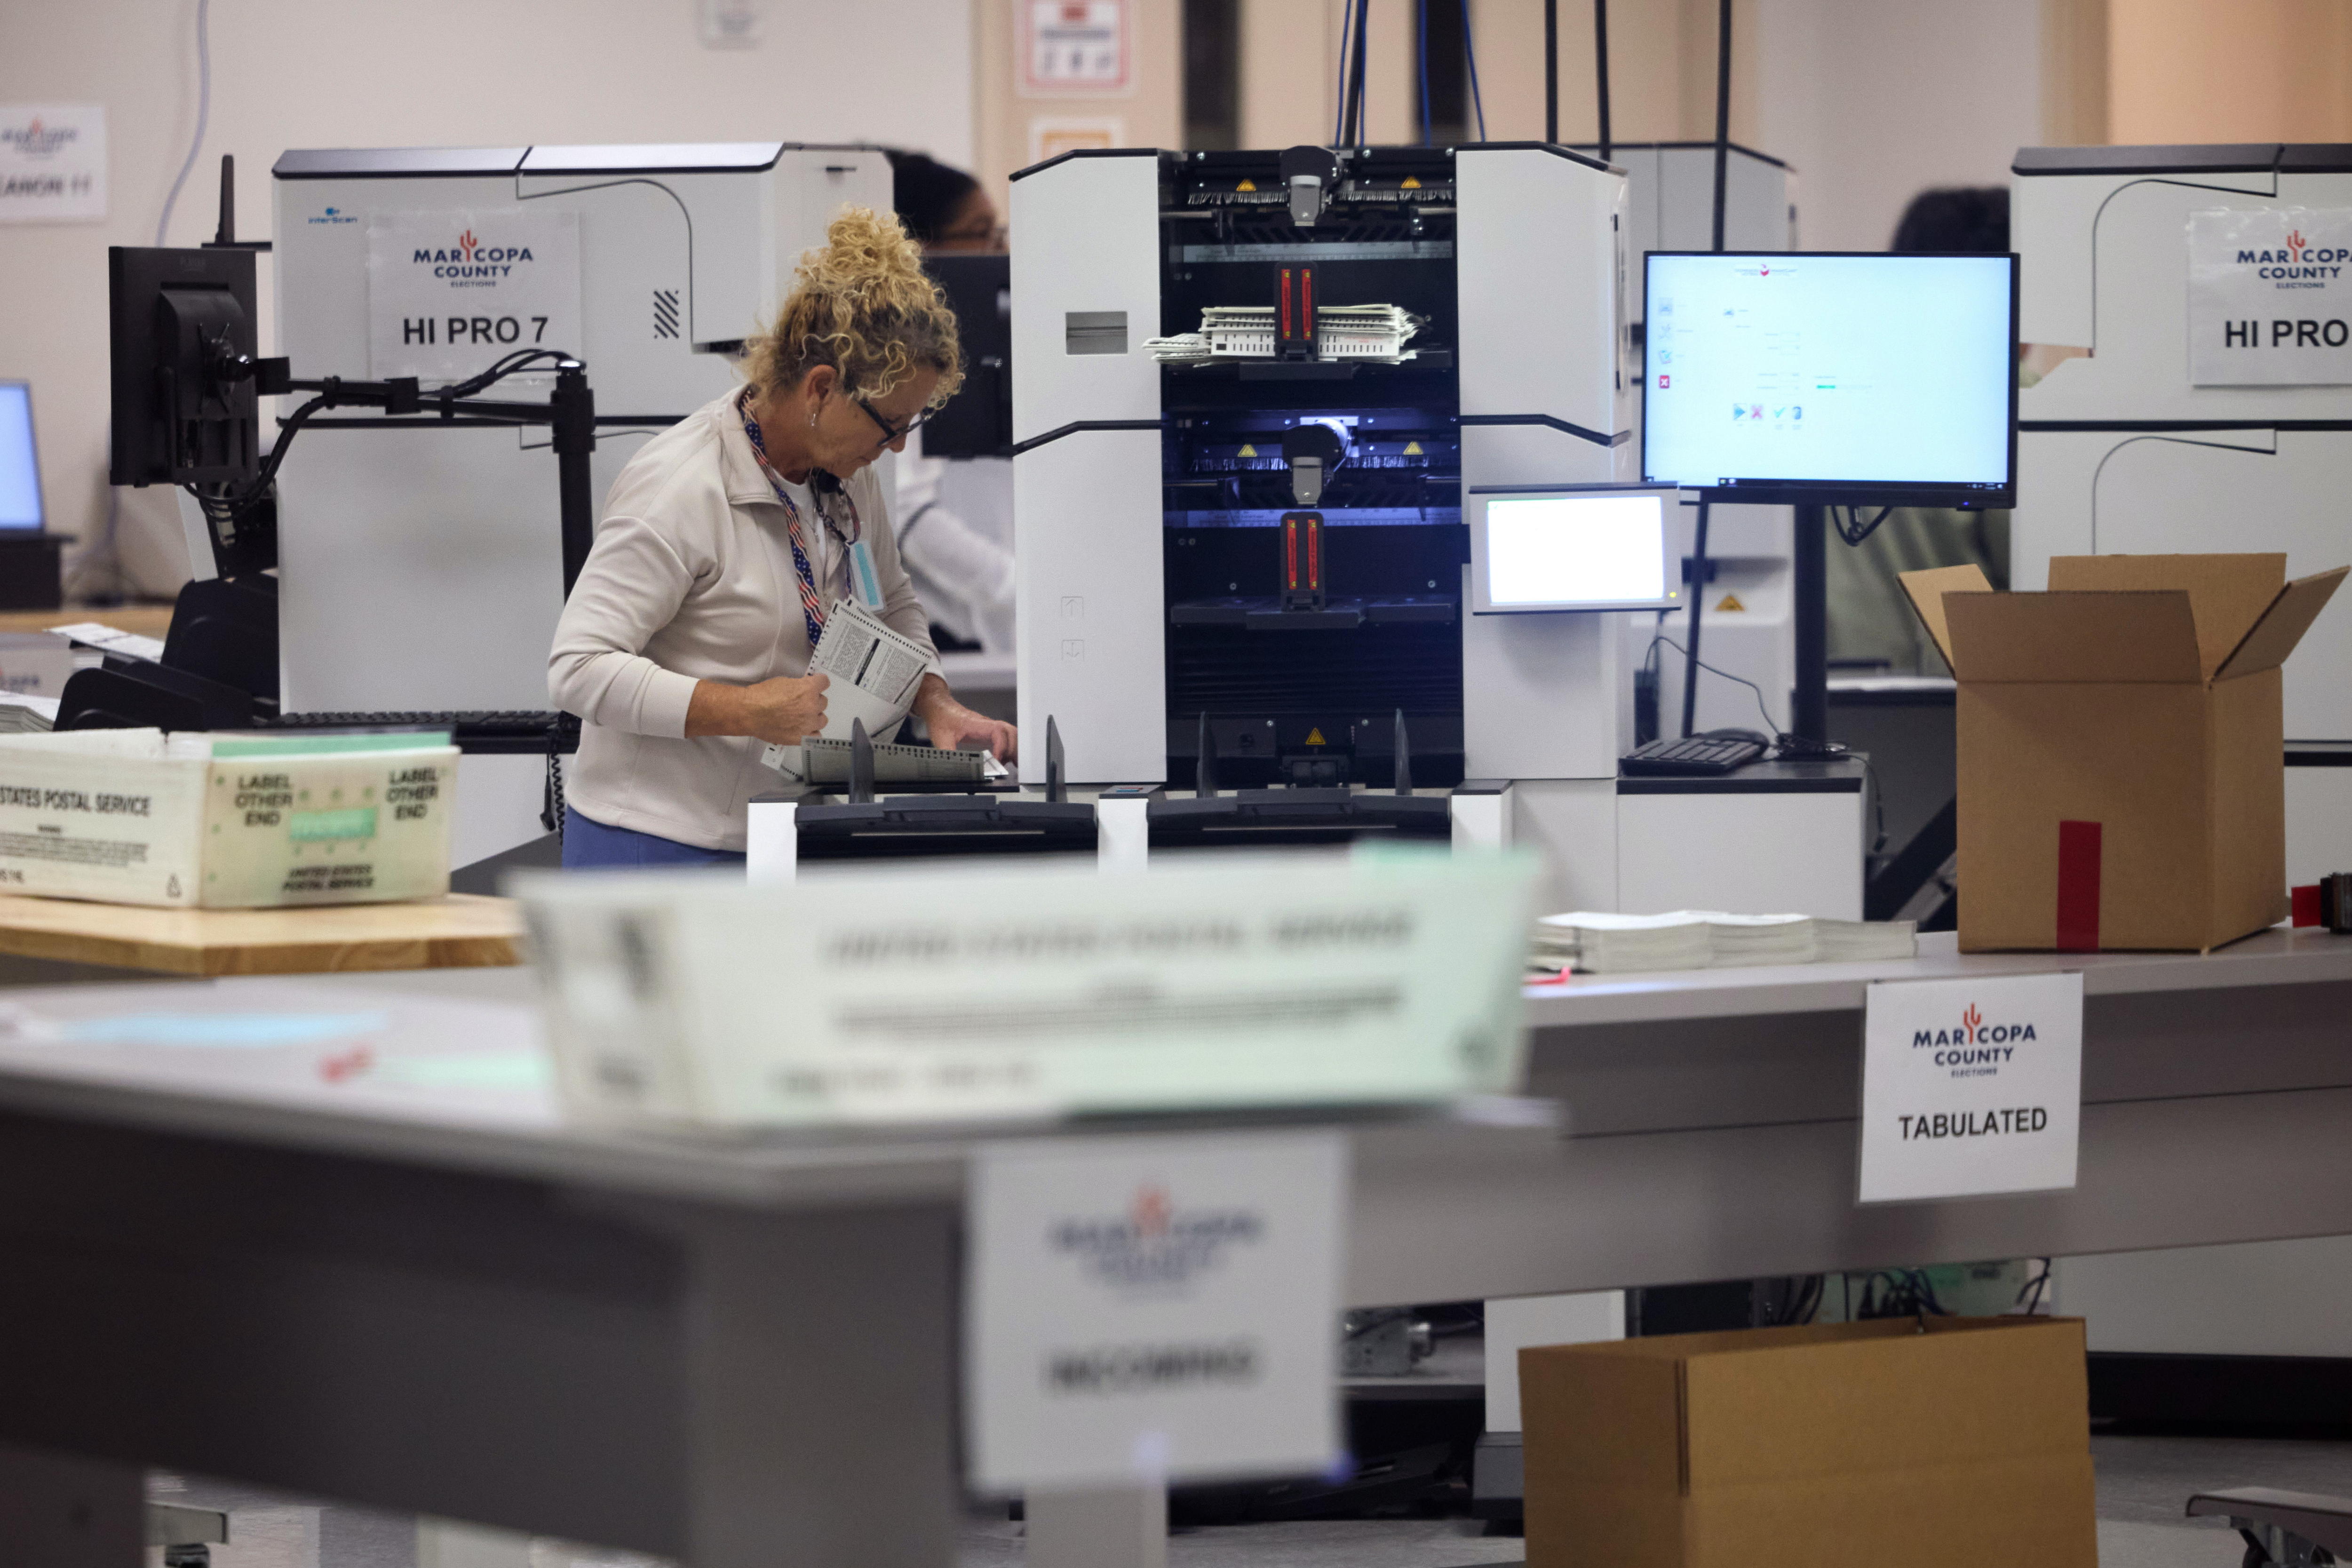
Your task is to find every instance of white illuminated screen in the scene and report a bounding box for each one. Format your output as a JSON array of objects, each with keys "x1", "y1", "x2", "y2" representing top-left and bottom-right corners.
[
  {"x1": 1484, "y1": 494, "x2": 1670, "y2": 607},
  {"x1": 1643, "y1": 254, "x2": 2013, "y2": 490},
  {"x1": 0, "y1": 386, "x2": 38, "y2": 531}
]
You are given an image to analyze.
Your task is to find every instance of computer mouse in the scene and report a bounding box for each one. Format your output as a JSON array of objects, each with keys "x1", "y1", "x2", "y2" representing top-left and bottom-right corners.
[{"x1": 1699, "y1": 727, "x2": 1773, "y2": 747}]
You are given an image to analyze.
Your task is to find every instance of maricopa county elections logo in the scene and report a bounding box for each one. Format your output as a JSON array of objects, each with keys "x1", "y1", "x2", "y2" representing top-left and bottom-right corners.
[
  {"x1": 1051, "y1": 1183, "x2": 1264, "y2": 1291},
  {"x1": 411, "y1": 228, "x2": 539, "y2": 285},
  {"x1": 2233, "y1": 228, "x2": 2351, "y2": 289},
  {"x1": 1912, "y1": 1001, "x2": 2037, "y2": 1076},
  {"x1": 0, "y1": 117, "x2": 77, "y2": 158}
]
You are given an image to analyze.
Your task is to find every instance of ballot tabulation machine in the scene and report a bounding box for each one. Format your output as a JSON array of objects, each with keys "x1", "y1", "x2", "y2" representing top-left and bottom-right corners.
[
  {"x1": 984, "y1": 143, "x2": 1863, "y2": 915},
  {"x1": 2012, "y1": 143, "x2": 2352, "y2": 880},
  {"x1": 256, "y1": 143, "x2": 889, "y2": 864}
]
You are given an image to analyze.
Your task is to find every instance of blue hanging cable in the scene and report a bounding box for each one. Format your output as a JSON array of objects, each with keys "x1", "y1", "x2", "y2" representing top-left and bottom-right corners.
[
  {"x1": 1460, "y1": 0, "x2": 1488, "y2": 141},
  {"x1": 1418, "y1": 0, "x2": 1433, "y2": 145},
  {"x1": 1334, "y1": 0, "x2": 1354, "y2": 144}
]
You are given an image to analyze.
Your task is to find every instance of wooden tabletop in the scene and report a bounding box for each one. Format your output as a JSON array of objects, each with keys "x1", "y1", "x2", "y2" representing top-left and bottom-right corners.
[
  {"x1": 0, "y1": 606, "x2": 176, "y2": 639},
  {"x1": 0, "y1": 892, "x2": 525, "y2": 977}
]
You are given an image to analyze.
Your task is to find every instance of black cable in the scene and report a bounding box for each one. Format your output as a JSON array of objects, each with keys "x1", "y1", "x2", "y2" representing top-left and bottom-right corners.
[
  {"x1": 1650, "y1": 631, "x2": 1780, "y2": 738},
  {"x1": 1679, "y1": 501, "x2": 1710, "y2": 737},
  {"x1": 1709, "y1": 0, "x2": 1731, "y2": 253},
  {"x1": 1594, "y1": 0, "x2": 1612, "y2": 161},
  {"x1": 1355, "y1": 0, "x2": 1374, "y2": 149},
  {"x1": 1418, "y1": 0, "x2": 1433, "y2": 146},
  {"x1": 1542, "y1": 0, "x2": 1557, "y2": 143},
  {"x1": 1835, "y1": 504, "x2": 1895, "y2": 546},
  {"x1": 1460, "y1": 0, "x2": 1488, "y2": 141},
  {"x1": 1334, "y1": 0, "x2": 1355, "y2": 144}
]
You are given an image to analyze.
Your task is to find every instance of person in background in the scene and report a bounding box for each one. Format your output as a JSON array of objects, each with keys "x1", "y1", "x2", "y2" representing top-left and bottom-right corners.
[
  {"x1": 885, "y1": 150, "x2": 1017, "y2": 656},
  {"x1": 548, "y1": 207, "x2": 1015, "y2": 868},
  {"x1": 1824, "y1": 186, "x2": 2020, "y2": 675}
]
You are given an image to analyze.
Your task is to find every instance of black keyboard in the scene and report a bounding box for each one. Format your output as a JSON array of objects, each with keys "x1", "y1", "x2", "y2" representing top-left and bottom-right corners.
[
  {"x1": 254, "y1": 710, "x2": 575, "y2": 753},
  {"x1": 1620, "y1": 734, "x2": 1769, "y2": 777}
]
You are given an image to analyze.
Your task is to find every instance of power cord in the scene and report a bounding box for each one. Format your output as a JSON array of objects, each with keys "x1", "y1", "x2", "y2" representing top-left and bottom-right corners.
[
  {"x1": 1647, "y1": 630, "x2": 1783, "y2": 738},
  {"x1": 1834, "y1": 505, "x2": 1896, "y2": 546}
]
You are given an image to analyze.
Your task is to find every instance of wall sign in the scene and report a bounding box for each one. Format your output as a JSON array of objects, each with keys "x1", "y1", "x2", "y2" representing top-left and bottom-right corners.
[
  {"x1": 966, "y1": 1130, "x2": 1347, "y2": 1492},
  {"x1": 1858, "y1": 972, "x2": 2083, "y2": 1204},
  {"x1": 2189, "y1": 206, "x2": 2352, "y2": 385},
  {"x1": 1021, "y1": 0, "x2": 1130, "y2": 95},
  {"x1": 366, "y1": 210, "x2": 582, "y2": 386},
  {"x1": 0, "y1": 104, "x2": 105, "y2": 223}
]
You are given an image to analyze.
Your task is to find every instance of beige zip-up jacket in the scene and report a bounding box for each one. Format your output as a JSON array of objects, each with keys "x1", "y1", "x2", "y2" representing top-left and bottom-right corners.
[{"x1": 549, "y1": 390, "x2": 937, "y2": 851}]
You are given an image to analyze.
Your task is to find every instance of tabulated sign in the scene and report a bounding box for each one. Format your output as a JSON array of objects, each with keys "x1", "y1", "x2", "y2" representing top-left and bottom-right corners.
[
  {"x1": 0, "y1": 104, "x2": 105, "y2": 223},
  {"x1": 966, "y1": 1131, "x2": 1346, "y2": 1492},
  {"x1": 366, "y1": 210, "x2": 581, "y2": 385},
  {"x1": 2188, "y1": 206, "x2": 2352, "y2": 385},
  {"x1": 1858, "y1": 972, "x2": 2083, "y2": 1203}
]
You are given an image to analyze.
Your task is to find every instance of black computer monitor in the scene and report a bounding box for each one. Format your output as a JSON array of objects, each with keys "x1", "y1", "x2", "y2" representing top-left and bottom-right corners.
[
  {"x1": 0, "y1": 382, "x2": 40, "y2": 531},
  {"x1": 920, "y1": 252, "x2": 1011, "y2": 461},
  {"x1": 1641, "y1": 251, "x2": 2018, "y2": 508},
  {"x1": 108, "y1": 245, "x2": 270, "y2": 487}
]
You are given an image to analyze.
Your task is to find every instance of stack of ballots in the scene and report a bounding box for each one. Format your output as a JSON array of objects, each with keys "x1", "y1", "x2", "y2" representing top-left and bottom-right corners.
[
  {"x1": 1530, "y1": 911, "x2": 1919, "y2": 978},
  {"x1": 1145, "y1": 303, "x2": 1424, "y2": 364},
  {"x1": 0, "y1": 694, "x2": 56, "y2": 735}
]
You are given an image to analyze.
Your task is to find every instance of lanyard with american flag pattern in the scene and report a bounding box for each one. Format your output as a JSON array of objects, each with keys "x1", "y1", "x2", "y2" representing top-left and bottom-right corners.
[{"x1": 738, "y1": 393, "x2": 853, "y2": 649}]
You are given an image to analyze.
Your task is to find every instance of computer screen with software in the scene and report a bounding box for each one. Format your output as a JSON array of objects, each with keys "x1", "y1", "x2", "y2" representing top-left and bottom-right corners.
[
  {"x1": 0, "y1": 383, "x2": 41, "y2": 531},
  {"x1": 1641, "y1": 252, "x2": 2018, "y2": 507}
]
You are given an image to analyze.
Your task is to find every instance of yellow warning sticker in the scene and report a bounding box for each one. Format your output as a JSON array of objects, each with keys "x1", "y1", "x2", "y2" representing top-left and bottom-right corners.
[
  {"x1": 1303, "y1": 727, "x2": 1328, "y2": 747},
  {"x1": 1402, "y1": 440, "x2": 1424, "y2": 455},
  {"x1": 1238, "y1": 444, "x2": 1258, "y2": 458},
  {"x1": 1237, "y1": 178, "x2": 1258, "y2": 192},
  {"x1": 1401, "y1": 176, "x2": 1422, "y2": 189},
  {"x1": 1716, "y1": 593, "x2": 1746, "y2": 612}
]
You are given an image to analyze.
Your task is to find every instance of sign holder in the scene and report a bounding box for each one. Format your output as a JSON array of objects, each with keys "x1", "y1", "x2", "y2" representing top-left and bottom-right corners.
[{"x1": 1857, "y1": 971, "x2": 2085, "y2": 1204}]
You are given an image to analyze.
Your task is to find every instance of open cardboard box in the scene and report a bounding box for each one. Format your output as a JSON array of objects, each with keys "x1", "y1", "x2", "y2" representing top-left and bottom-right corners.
[
  {"x1": 1520, "y1": 1316, "x2": 2096, "y2": 1568},
  {"x1": 1899, "y1": 554, "x2": 2346, "y2": 953}
]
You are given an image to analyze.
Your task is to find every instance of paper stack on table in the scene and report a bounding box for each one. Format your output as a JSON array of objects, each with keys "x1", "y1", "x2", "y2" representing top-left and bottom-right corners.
[
  {"x1": 1812, "y1": 918, "x2": 1924, "y2": 963},
  {"x1": 1529, "y1": 911, "x2": 1715, "y2": 977},
  {"x1": 1529, "y1": 911, "x2": 1919, "y2": 978},
  {"x1": 1703, "y1": 912, "x2": 1820, "y2": 966}
]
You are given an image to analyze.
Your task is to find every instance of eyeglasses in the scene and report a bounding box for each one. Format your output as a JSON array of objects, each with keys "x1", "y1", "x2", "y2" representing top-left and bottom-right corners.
[{"x1": 854, "y1": 396, "x2": 933, "y2": 450}]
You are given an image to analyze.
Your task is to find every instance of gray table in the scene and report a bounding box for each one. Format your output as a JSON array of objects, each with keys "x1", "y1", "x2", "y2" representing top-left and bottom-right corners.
[{"x1": 0, "y1": 930, "x2": 2346, "y2": 1566}]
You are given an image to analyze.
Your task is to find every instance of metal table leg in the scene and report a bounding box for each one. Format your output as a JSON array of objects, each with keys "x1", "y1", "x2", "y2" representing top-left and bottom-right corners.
[{"x1": 1027, "y1": 1484, "x2": 1168, "y2": 1568}]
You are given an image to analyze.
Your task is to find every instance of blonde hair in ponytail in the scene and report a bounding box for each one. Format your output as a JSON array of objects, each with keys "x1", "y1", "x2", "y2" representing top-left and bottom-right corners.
[{"x1": 742, "y1": 207, "x2": 964, "y2": 408}]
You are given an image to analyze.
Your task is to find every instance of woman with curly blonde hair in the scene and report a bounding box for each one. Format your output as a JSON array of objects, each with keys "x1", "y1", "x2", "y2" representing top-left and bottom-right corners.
[{"x1": 549, "y1": 207, "x2": 1015, "y2": 866}]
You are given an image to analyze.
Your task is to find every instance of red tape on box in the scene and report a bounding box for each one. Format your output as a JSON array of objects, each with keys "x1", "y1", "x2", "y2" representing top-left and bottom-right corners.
[{"x1": 2055, "y1": 820, "x2": 2103, "y2": 951}]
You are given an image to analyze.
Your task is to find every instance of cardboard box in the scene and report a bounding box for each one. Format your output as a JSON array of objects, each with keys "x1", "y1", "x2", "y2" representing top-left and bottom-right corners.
[
  {"x1": 0, "y1": 730, "x2": 460, "y2": 908},
  {"x1": 1900, "y1": 555, "x2": 2347, "y2": 952},
  {"x1": 1520, "y1": 1317, "x2": 2096, "y2": 1568}
]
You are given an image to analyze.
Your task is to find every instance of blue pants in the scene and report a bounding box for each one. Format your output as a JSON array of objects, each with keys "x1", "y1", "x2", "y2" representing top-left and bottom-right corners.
[{"x1": 561, "y1": 809, "x2": 747, "y2": 869}]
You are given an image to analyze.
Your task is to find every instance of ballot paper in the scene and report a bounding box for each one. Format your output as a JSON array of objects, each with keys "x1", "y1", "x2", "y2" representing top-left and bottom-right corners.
[
  {"x1": 0, "y1": 693, "x2": 57, "y2": 734},
  {"x1": 48, "y1": 621, "x2": 167, "y2": 663},
  {"x1": 759, "y1": 597, "x2": 936, "y2": 772},
  {"x1": 769, "y1": 734, "x2": 1005, "y2": 787},
  {"x1": 1528, "y1": 911, "x2": 1918, "y2": 977},
  {"x1": 1150, "y1": 304, "x2": 1426, "y2": 363},
  {"x1": 520, "y1": 845, "x2": 1542, "y2": 1127}
]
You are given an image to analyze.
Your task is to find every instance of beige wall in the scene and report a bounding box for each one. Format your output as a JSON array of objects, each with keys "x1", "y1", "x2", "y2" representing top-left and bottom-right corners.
[
  {"x1": 1753, "y1": 0, "x2": 2045, "y2": 252},
  {"x1": 2109, "y1": 0, "x2": 2352, "y2": 143},
  {"x1": 0, "y1": 0, "x2": 972, "y2": 597},
  {"x1": 976, "y1": 0, "x2": 1183, "y2": 219},
  {"x1": 1469, "y1": 0, "x2": 1761, "y2": 145}
]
